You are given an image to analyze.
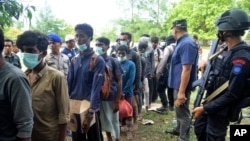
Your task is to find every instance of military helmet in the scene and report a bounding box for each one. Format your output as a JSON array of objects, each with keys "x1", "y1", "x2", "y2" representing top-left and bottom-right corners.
[{"x1": 216, "y1": 9, "x2": 250, "y2": 31}]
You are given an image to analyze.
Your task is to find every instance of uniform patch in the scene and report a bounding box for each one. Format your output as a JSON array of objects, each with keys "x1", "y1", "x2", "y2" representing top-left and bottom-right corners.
[
  {"x1": 232, "y1": 59, "x2": 246, "y2": 65},
  {"x1": 232, "y1": 64, "x2": 242, "y2": 74}
]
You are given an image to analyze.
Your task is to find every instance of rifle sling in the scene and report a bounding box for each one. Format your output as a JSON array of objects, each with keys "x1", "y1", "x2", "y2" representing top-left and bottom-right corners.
[{"x1": 202, "y1": 80, "x2": 229, "y2": 104}]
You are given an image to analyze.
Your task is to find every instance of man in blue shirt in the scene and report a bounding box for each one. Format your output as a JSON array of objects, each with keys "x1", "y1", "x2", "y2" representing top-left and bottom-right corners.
[
  {"x1": 61, "y1": 34, "x2": 76, "y2": 61},
  {"x1": 67, "y1": 23, "x2": 105, "y2": 141},
  {"x1": 117, "y1": 45, "x2": 136, "y2": 140},
  {"x1": 166, "y1": 19, "x2": 198, "y2": 141},
  {"x1": 94, "y1": 37, "x2": 123, "y2": 141}
]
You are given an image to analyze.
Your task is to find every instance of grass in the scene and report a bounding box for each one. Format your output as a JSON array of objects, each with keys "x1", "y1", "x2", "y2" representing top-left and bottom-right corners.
[{"x1": 119, "y1": 91, "x2": 250, "y2": 141}]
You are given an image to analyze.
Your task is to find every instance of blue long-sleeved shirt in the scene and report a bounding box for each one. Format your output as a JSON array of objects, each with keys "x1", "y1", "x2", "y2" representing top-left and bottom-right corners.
[
  {"x1": 121, "y1": 60, "x2": 136, "y2": 97},
  {"x1": 61, "y1": 47, "x2": 76, "y2": 61},
  {"x1": 67, "y1": 49, "x2": 105, "y2": 111}
]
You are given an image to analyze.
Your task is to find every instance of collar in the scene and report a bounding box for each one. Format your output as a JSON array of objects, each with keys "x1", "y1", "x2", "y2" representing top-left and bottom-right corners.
[
  {"x1": 176, "y1": 34, "x2": 188, "y2": 44},
  {"x1": 50, "y1": 53, "x2": 63, "y2": 58},
  {"x1": 64, "y1": 47, "x2": 74, "y2": 51},
  {"x1": 79, "y1": 48, "x2": 95, "y2": 58},
  {"x1": 25, "y1": 64, "x2": 48, "y2": 79},
  {"x1": 230, "y1": 41, "x2": 249, "y2": 52},
  {"x1": 2, "y1": 52, "x2": 14, "y2": 58}
]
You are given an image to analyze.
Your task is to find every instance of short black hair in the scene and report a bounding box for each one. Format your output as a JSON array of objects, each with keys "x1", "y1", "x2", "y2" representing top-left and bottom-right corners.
[
  {"x1": 96, "y1": 37, "x2": 110, "y2": 46},
  {"x1": 166, "y1": 35, "x2": 176, "y2": 46},
  {"x1": 121, "y1": 32, "x2": 132, "y2": 40},
  {"x1": 4, "y1": 38, "x2": 14, "y2": 45},
  {"x1": 75, "y1": 23, "x2": 93, "y2": 37},
  {"x1": 16, "y1": 30, "x2": 49, "y2": 52},
  {"x1": 193, "y1": 34, "x2": 198, "y2": 40},
  {"x1": 160, "y1": 36, "x2": 167, "y2": 41},
  {"x1": 117, "y1": 45, "x2": 128, "y2": 53},
  {"x1": 151, "y1": 36, "x2": 159, "y2": 43},
  {"x1": 140, "y1": 34, "x2": 150, "y2": 38},
  {"x1": 138, "y1": 42, "x2": 148, "y2": 49},
  {"x1": 0, "y1": 29, "x2": 4, "y2": 53}
]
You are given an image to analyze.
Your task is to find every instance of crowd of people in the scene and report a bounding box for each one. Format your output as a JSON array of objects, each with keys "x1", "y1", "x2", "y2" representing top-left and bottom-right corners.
[{"x1": 0, "y1": 8, "x2": 250, "y2": 141}]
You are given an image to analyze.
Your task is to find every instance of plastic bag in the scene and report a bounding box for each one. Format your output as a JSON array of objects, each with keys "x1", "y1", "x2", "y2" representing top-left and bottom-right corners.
[{"x1": 119, "y1": 99, "x2": 133, "y2": 119}]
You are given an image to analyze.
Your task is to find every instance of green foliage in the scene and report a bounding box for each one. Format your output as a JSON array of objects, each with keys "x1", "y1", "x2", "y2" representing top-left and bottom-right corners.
[
  {"x1": 3, "y1": 27, "x2": 23, "y2": 41},
  {"x1": 102, "y1": 0, "x2": 250, "y2": 42},
  {"x1": 31, "y1": 6, "x2": 74, "y2": 42},
  {"x1": 100, "y1": 0, "x2": 169, "y2": 41},
  {"x1": 163, "y1": 0, "x2": 236, "y2": 40},
  {"x1": 0, "y1": 0, "x2": 35, "y2": 28}
]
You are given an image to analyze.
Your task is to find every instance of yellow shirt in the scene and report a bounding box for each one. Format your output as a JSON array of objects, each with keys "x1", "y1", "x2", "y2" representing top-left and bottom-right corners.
[{"x1": 26, "y1": 65, "x2": 70, "y2": 141}]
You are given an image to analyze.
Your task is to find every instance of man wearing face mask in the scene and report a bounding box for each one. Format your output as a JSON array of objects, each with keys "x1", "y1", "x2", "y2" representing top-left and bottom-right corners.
[
  {"x1": 120, "y1": 32, "x2": 141, "y2": 130},
  {"x1": 16, "y1": 31, "x2": 70, "y2": 141},
  {"x1": 95, "y1": 37, "x2": 123, "y2": 141},
  {"x1": 116, "y1": 44, "x2": 136, "y2": 140},
  {"x1": 192, "y1": 9, "x2": 250, "y2": 141},
  {"x1": 159, "y1": 36, "x2": 167, "y2": 50},
  {"x1": 67, "y1": 23, "x2": 105, "y2": 141},
  {"x1": 166, "y1": 19, "x2": 198, "y2": 141}
]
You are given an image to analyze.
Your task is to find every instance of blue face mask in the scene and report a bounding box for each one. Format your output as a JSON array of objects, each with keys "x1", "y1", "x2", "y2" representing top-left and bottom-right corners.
[
  {"x1": 142, "y1": 52, "x2": 148, "y2": 57},
  {"x1": 117, "y1": 56, "x2": 127, "y2": 62},
  {"x1": 20, "y1": 53, "x2": 41, "y2": 69},
  {"x1": 120, "y1": 41, "x2": 127, "y2": 46},
  {"x1": 77, "y1": 43, "x2": 87, "y2": 52},
  {"x1": 94, "y1": 46, "x2": 105, "y2": 55}
]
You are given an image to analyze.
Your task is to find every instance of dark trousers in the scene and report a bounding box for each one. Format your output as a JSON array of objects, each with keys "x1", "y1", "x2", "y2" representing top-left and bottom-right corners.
[
  {"x1": 148, "y1": 77, "x2": 157, "y2": 104},
  {"x1": 157, "y1": 82, "x2": 174, "y2": 107},
  {"x1": 151, "y1": 77, "x2": 158, "y2": 102},
  {"x1": 72, "y1": 111, "x2": 103, "y2": 141},
  {"x1": 138, "y1": 81, "x2": 143, "y2": 114},
  {"x1": 194, "y1": 113, "x2": 229, "y2": 141}
]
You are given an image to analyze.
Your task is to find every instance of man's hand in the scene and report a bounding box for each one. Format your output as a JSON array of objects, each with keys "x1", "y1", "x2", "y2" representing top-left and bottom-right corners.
[
  {"x1": 192, "y1": 106, "x2": 205, "y2": 119},
  {"x1": 113, "y1": 101, "x2": 119, "y2": 113},
  {"x1": 174, "y1": 92, "x2": 187, "y2": 107},
  {"x1": 81, "y1": 112, "x2": 94, "y2": 133}
]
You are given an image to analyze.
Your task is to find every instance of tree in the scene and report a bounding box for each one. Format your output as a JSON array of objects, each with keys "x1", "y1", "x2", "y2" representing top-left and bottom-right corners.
[
  {"x1": 163, "y1": 0, "x2": 250, "y2": 41},
  {"x1": 0, "y1": 0, "x2": 35, "y2": 28},
  {"x1": 101, "y1": 0, "x2": 169, "y2": 41},
  {"x1": 31, "y1": 6, "x2": 74, "y2": 41}
]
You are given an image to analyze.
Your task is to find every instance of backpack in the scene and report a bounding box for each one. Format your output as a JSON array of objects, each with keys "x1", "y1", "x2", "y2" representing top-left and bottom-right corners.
[
  {"x1": 157, "y1": 47, "x2": 173, "y2": 89},
  {"x1": 89, "y1": 54, "x2": 113, "y2": 99}
]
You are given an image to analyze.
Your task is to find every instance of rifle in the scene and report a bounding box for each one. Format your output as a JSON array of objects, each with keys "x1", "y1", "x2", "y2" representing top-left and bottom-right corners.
[
  {"x1": 186, "y1": 39, "x2": 220, "y2": 134},
  {"x1": 192, "y1": 39, "x2": 220, "y2": 108}
]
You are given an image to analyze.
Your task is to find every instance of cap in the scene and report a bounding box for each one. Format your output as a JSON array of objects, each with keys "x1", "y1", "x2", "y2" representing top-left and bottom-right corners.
[
  {"x1": 65, "y1": 34, "x2": 75, "y2": 42},
  {"x1": 47, "y1": 33, "x2": 62, "y2": 43},
  {"x1": 171, "y1": 19, "x2": 187, "y2": 29}
]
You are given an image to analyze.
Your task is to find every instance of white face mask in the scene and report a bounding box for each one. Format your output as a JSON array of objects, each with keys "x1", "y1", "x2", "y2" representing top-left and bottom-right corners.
[
  {"x1": 120, "y1": 41, "x2": 128, "y2": 46},
  {"x1": 160, "y1": 42, "x2": 166, "y2": 47}
]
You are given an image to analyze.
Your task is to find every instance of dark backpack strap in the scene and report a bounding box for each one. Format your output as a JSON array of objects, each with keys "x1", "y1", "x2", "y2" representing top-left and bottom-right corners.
[
  {"x1": 157, "y1": 48, "x2": 161, "y2": 61},
  {"x1": 109, "y1": 57, "x2": 117, "y2": 81}
]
